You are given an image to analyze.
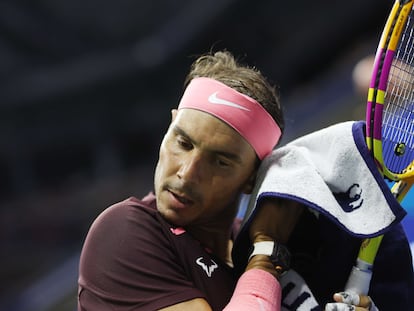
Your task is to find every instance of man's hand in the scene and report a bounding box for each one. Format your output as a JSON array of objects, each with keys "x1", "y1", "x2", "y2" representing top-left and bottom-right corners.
[
  {"x1": 325, "y1": 291, "x2": 378, "y2": 311},
  {"x1": 249, "y1": 198, "x2": 304, "y2": 243}
]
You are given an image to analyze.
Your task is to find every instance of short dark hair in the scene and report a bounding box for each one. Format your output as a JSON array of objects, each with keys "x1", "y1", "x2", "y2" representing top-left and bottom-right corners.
[{"x1": 184, "y1": 50, "x2": 285, "y2": 143}]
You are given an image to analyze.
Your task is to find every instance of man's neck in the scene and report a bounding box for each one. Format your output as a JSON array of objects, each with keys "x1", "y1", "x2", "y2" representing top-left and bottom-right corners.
[{"x1": 187, "y1": 224, "x2": 233, "y2": 265}]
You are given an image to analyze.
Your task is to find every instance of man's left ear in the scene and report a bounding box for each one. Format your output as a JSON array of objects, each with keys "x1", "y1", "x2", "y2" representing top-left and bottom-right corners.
[
  {"x1": 242, "y1": 171, "x2": 257, "y2": 194},
  {"x1": 171, "y1": 109, "x2": 178, "y2": 121}
]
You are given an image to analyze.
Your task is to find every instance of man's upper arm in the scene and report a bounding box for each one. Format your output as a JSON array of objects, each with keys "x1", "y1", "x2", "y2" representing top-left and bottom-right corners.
[{"x1": 78, "y1": 200, "x2": 205, "y2": 310}]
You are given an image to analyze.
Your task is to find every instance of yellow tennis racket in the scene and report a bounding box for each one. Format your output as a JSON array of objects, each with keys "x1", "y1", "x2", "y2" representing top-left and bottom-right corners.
[{"x1": 345, "y1": 0, "x2": 414, "y2": 295}]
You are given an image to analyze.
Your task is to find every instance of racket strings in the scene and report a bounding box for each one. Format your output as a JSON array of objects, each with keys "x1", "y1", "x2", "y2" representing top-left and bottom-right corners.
[{"x1": 383, "y1": 11, "x2": 414, "y2": 174}]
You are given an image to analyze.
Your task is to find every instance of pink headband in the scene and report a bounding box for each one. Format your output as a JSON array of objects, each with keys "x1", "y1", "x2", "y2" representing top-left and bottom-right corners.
[{"x1": 178, "y1": 77, "x2": 282, "y2": 159}]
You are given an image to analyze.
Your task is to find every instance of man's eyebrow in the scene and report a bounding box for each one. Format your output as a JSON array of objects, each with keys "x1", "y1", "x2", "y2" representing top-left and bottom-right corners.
[
  {"x1": 173, "y1": 125, "x2": 192, "y2": 141},
  {"x1": 173, "y1": 125, "x2": 243, "y2": 164}
]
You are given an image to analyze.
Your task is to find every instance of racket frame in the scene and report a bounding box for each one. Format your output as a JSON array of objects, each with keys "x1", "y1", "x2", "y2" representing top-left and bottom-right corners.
[
  {"x1": 366, "y1": 0, "x2": 414, "y2": 181},
  {"x1": 346, "y1": 0, "x2": 414, "y2": 295}
]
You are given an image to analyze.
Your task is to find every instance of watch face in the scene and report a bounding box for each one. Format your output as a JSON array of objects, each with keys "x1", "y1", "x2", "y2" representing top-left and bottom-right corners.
[{"x1": 271, "y1": 243, "x2": 291, "y2": 273}]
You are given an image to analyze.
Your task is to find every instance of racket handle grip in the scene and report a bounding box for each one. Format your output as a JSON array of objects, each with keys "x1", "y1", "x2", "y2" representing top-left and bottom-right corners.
[{"x1": 344, "y1": 259, "x2": 373, "y2": 295}]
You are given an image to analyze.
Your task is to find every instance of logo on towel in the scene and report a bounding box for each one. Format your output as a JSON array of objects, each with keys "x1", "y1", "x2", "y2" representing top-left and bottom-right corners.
[
  {"x1": 208, "y1": 92, "x2": 250, "y2": 111},
  {"x1": 334, "y1": 183, "x2": 364, "y2": 212},
  {"x1": 196, "y1": 257, "x2": 218, "y2": 277}
]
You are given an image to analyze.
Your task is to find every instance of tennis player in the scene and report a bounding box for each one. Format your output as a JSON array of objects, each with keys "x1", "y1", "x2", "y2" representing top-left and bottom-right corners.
[
  {"x1": 77, "y1": 50, "x2": 287, "y2": 310},
  {"x1": 77, "y1": 50, "x2": 387, "y2": 311}
]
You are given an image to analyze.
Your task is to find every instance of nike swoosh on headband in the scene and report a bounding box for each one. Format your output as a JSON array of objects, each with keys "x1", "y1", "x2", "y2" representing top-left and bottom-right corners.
[
  {"x1": 178, "y1": 77, "x2": 281, "y2": 159},
  {"x1": 208, "y1": 92, "x2": 250, "y2": 111}
]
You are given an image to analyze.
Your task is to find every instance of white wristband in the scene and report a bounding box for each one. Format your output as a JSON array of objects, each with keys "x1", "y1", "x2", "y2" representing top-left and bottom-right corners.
[{"x1": 249, "y1": 241, "x2": 275, "y2": 261}]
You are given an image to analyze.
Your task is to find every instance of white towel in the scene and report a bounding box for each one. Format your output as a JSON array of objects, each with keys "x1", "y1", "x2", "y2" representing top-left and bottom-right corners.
[{"x1": 242, "y1": 121, "x2": 406, "y2": 237}]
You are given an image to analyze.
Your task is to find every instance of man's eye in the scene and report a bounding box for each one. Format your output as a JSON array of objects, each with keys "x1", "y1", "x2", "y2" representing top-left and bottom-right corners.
[
  {"x1": 216, "y1": 158, "x2": 231, "y2": 168},
  {"x1": 177, "y1": 138, "x2": 192, "y2": 150}
]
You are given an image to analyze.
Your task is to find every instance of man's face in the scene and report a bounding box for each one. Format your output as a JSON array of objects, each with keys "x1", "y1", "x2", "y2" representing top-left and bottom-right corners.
[{"x1": 154, "y1": 108, "x2": 257, "y2": 227}]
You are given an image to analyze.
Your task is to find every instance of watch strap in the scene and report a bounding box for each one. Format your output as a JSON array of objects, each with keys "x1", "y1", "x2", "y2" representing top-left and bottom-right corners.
[{"x1": 248, "y1": 241, "x2": 275, "y2": 261}]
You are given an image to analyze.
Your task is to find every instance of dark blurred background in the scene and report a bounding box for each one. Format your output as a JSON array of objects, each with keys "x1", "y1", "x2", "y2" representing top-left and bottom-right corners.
[{"x1": 0, "y1": 0, "x2": 394, "y2": 310}]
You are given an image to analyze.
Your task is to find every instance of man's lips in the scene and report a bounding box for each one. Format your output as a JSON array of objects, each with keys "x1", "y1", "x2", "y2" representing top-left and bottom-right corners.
[{"x1": 167, "y1": 190, "x2": 194, "y2": 208}]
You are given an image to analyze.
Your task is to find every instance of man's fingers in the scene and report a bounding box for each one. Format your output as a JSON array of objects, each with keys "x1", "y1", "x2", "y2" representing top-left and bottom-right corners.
[
  {"x1": 325, "y1": 302, "x2": 356, "y2": 311},
  {"x1": 333, "y1": 292, "x2": 360, "y2": 306},
  {"x1": 358, "y1": 295, "x2": 377, "y2": 310},
  {"x1": 358, "y1": 295, "x2": 370, "y2": 308},
  {"x1": 330, "y1": 291, "x2": 378, "y2": 311}
]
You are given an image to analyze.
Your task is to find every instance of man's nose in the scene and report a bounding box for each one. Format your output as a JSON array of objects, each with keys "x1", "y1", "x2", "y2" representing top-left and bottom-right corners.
[{"x1": 176, "y1": 153, "x2": 203, "y2": 183}]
